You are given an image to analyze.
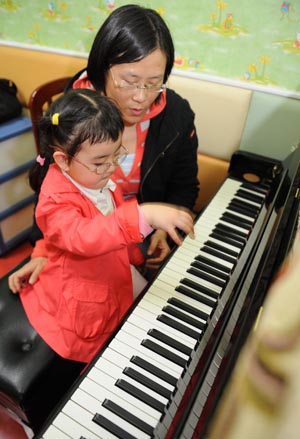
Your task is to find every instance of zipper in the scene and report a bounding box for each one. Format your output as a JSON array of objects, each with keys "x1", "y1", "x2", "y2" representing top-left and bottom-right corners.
[{"x1": 139, "y1": 131, "x2": 180, "y2": 202}]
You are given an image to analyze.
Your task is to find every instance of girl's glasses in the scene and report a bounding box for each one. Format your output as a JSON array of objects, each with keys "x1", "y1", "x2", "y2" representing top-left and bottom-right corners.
[
  {"x1": 71, "y1": 145, "x2": 128, "y2": 175},
  {"x1": 110, "y1": 69, "x2": 166, "y2": 94},
  {"x1": 50, "y1": 144, "x2": 128, "y2": 175}
]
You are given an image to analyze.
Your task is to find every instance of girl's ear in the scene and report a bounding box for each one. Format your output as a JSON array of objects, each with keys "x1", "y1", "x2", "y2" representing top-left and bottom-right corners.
[{"x1": 53, "y1": 151, "x2": 70, "y2": 171}]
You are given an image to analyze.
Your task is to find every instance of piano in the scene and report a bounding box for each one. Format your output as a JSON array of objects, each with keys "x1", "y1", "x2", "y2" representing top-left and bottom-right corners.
[{"x1": 34, "y1": 148, "x2": 300, "y2": 439}]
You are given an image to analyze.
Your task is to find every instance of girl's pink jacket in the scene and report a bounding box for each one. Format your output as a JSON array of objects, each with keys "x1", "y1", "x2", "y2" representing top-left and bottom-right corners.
[{"x1": 20, "y1": 164, "x2": 144, "y2": 363}]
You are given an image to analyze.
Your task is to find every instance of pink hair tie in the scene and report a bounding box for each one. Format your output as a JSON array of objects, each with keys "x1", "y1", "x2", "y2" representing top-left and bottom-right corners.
[{"x1": 36, "y1": 155, "x2": 45, "y2": 166}]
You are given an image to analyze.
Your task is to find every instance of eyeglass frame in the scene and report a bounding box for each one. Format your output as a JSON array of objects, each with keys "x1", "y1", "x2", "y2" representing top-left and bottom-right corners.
[
  {"x1": 109, "y1": 68, "x2": 167, "y2": 94},
  {"x1": 50, "y1": 144, "x2": 129, "y2": 175}
]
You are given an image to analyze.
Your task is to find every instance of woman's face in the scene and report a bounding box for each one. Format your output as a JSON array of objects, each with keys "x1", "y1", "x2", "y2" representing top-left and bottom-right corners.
[{"x1": 105, "y1": 48, "x2": 167, "y2": 126}]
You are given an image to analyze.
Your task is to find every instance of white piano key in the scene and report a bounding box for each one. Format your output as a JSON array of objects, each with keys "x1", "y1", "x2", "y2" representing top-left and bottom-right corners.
[
  {"x1": 109, "y1": 336, "x2": 182, "y2": 384},
  {"x1": 61, "y1": 400, "x2": 120, "y2": 439},
  {"x1": 115, "y1": 329, "x2": 184, "y2": 376},
  {"x1": 102, "y1": 347, "x2": 175, "y2": 391},
  {"x1": 208, "y1": 195, "x2": 258, "y2": 211},
  {"x1": 79, "y1": 376, "x2": 158, "y2": 427},
  {"x1": 137, "y1": 295, "x2": 205, "y2": 337},
  {"x1": 143, "y1": 292, "x2": 206, "y2": 332},
  {"x1": 225, "y1": 208, "x2": 256, "y2": 223},
  {"x1": 42, "y1": 424, "x2": 72, "y2": 439},
  {"x1": 129, "y1": 305, "x2": 196, "y2": 348},
  {"x1": 234, "y1": 194, "x2": 261, "y2": 207},
  {"x1": 120, "y1": 319, "x2": 190, "y2": 360},
  {"x1": 159, "y1": 262, "x2": 222, "y2": 295},
  {"x1": 87, "y1": 368, "x2": 162, "y2": 423},
  {"x1": 142, "y1": 291, "x2": 207, "y2": 326},
  {"x1": 191, "y1": 249, "x2": 235, "y2": 271},
  {"x1": 166, "y1": 259, "x2": 223, "y2": 294},
  {"x1": 150, "y1": 281, "x2": 213, "y2": 317},
  {"x1": 178, "y1": 242, "x2": 234, "y2": 270},
  {"x1": 92, "y1": 354, "x2": 169, "y2": 405},
  {"x1": 104, "y1": 345, "x2": 175, "y2": 391},
  {"x1": 157, "y1": 270, "x2": 219, "y2": 303},
  {"x1": 177, "y1": 235, "x2": 242, "y2": 256},
  {"x1": 129, "y1": 306, "x2": 196, "y2": 348},
  {"x1": 96, "y1": 351, "x2": 175, "y2": 396},
  {"x1": 52, "y1": 410, "x2": 102, "y2": 439},
  {"x1": 72, "y1": 388, "x2": 151, "y2": 439}
]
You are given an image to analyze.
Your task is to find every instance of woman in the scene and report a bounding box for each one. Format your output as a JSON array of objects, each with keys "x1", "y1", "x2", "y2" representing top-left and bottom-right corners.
[{"x1": 9, "y1": 4, "x2": 199, "y2": 292}]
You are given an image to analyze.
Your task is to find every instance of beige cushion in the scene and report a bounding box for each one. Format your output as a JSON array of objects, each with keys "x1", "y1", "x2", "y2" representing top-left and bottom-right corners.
[
  {"x1": 194, "y1": 153, "x2": 229, "y2": 213},
  {"x1": 168, "y1": 74, "x2": 252, "y2": 160}
]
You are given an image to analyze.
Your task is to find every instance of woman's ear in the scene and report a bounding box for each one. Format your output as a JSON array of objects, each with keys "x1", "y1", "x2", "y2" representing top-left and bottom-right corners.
[{"x1": 53, "y1": 151, "x2": 70, "y2": 171}]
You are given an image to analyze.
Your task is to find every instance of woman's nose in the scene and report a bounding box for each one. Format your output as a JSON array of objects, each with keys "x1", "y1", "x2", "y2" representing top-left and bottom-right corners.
[{"x1": 132, "y1": 87, "x2": 147, "y2": 102}]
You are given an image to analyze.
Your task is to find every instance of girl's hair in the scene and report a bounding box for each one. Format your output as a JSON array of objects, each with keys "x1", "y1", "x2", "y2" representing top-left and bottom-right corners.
[
  {"x1": 87, "y1": 4, "x2": 175, "y2": 92},
  {"x1": 29, "y1": 89, "x2": 124, "y2": 193}
]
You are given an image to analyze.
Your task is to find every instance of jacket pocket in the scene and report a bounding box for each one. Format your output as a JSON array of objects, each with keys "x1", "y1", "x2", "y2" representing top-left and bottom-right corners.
[{"x1": 59, "y1": 280, "x2": 119, "y2": 340}]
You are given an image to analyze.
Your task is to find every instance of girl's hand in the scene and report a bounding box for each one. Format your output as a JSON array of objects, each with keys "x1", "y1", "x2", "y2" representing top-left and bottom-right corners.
[
  {"x1": 8, "y1": 257, "x2": 47, "y2": 293},
  {"x1": 140, "y1": 203, "x2": 194, "y2": 247}
]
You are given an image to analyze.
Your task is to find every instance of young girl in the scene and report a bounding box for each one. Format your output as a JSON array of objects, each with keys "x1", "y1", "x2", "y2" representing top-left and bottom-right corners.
[{"x1": 14, "y1": 89, "x2": 194, "y2": 364}]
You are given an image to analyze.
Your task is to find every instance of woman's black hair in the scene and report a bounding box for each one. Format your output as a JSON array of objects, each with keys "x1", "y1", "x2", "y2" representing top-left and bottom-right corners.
[
  {"x1": 29, "y1": 89, "x2": 123, "y2": 193},
  {"x1": 87, "y1": 4, "x2": 175, "y2": 92}
]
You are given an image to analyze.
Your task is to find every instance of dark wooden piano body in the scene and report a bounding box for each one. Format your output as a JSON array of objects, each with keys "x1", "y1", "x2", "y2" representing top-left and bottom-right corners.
[{"x1": 35, "y1": 148, "x2": 300, "y2": 439}]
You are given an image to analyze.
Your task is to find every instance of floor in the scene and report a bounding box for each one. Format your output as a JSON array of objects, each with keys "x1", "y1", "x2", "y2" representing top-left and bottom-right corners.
[{"x1": 0, "y1": 240, "x2": 33, "y2": 439}]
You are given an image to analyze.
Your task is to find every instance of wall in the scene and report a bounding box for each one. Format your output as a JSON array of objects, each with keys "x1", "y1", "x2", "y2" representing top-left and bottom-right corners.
[
  {"x1": 1, "y1": 0, "x2": 300, "y2": 97},
  {"x1": 0, "y1": 1, "x2": 299, "y2": 161}
]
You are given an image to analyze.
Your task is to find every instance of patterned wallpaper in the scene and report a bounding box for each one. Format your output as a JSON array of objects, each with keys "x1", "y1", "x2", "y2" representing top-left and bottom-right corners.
[{"x1": 0, "y1": 0, "x2": 300, "y2": 96}]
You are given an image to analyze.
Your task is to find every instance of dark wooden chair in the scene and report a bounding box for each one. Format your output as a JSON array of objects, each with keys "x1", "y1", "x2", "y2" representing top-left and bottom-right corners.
[{"x1": 29, "y1": 77, "x2": 71, "y2": 153}]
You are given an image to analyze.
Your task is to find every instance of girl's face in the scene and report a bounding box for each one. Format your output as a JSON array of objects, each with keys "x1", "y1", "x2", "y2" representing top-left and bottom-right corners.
[
  {"x1": 105, "y1": 48, "x2": 167, "y2": 126},
  {"x1": 55, "y1": 135, "x2": 124, "y2": 190}
]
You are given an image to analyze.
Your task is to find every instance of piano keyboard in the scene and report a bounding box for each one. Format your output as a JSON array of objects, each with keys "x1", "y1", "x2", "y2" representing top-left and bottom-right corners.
[{"x1": 37, "y1": 177, "x2": 268, "y2": 439}]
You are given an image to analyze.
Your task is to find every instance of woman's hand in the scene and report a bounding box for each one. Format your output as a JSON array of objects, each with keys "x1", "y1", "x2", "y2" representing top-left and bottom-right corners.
[
  {"x1": 146, "y1": 229, "x2": 171, "y2": 269},
  {"x1": 8, "y1": 257, "x2": 47, "y2": 293}
]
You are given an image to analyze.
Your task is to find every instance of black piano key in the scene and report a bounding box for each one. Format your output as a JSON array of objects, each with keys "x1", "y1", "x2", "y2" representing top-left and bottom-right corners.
[
  {"x1": 195, "y1": 254, "x2": 232, "y2": 273},
  {"x1": 116, "y1": 378, "x2": 165, "y2": 412},
  {"x1": 148, "y1": 327, "x2": 193, "y2": 356},
  {"x1": 222, "y1": 211, "x2": 253, "y2": 226},
  {"x1": 167, "y1": 297, "x2": 210, "y2": 322},
  {"x1": 130, "y1": 355, "x2": 178, "y2": 386},
  {"x1": 123, "y1": 366, "x2": 172, "y2": 399},
  {"x1": 102, "y1": 399, "x2": 154, "y2": 436},
  {"x1": 241, "y1": 181, "x2": 268, "y2": 194},
  {"x1": 235, "y1": 188, "x2": 264, "y2": 204},
  {"x1": 162, "y1": 305, "x2": 206, "y2": 330},
  {"x1": 204, "y1": 239, "x2": 240, "y2": 257},
  {"x1": 141, "y1": 338, "x2": 187, "y2": 367},
  {"x1": 201, "y1": 245, "x2": 237, "y2": 264},
  {"x1": 157, "y1": 313, "x2": 201, "y2": 340},
  {"x1": 214, "y1": 222, "x2": 248, "y2": 239},
  {"x1": 93, "y1": 412, "x2": 137, "y2": 439},
  {"x1": 228, "y1": 200, "x2": 258, "y2": 217},
  {"x1": 221, "y1": 212, "x2": 252, "y2": 229},
  {"x1": 191, "y1": 260, "x2": 230, "y2": 281},
  {"x1": 187, "y1": 266, "x2": 225, "y2": 288},
  {"x1": 178, "y1": 280, "x2": 217, "y2": 304},
  {"x1": 209, "y1": 231, "x2": 245, "y2": 249}
]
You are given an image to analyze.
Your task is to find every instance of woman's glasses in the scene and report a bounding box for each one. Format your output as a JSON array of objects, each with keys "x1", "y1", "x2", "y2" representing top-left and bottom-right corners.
[{"x1": 110, "y1": 69, "x2": 166, "y2": 94}]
